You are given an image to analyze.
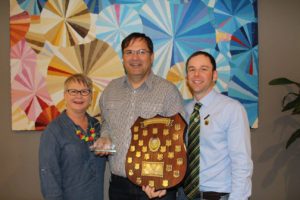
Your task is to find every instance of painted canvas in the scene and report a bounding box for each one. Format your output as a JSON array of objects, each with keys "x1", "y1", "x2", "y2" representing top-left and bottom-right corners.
[{"x1": 10, "y1": 0, "x2": 258, "y2": 130}]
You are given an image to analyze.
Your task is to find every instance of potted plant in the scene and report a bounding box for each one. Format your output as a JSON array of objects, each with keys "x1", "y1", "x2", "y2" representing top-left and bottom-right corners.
[{"x1": 269, "y1": 77, "x2": 300, "y2": 149}]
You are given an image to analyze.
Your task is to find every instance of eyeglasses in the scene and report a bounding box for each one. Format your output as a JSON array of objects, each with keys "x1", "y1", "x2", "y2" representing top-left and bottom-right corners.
[
  {"x1": 66, "y1": 89, "x2": 91, "y2": 96},
  {"x1": 123, "y1": 49, "x2": 151, "y2": 56}
]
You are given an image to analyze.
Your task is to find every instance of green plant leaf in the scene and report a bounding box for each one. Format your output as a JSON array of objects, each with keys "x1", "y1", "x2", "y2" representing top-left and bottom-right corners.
[
  {"x1": 270, "y1": 77, "x2": 300, "y2": 150},
  {"x1": 282, "y1": 95, "x2": 300, "y2": 112},
  {"x1": 292, "y1": 105, "x2": 300, "y2": 115},
  {"x1": 269, "y1": 78, "x2": 300, "y2": 87},
  {"x1": 286, "y1": 128, "x2": 300, "y2": 149}
]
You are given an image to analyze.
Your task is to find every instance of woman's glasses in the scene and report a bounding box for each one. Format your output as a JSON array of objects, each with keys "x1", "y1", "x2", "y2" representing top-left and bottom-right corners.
[{"x1": 66, "y1": 89, "x2": 91, "y2": 96}]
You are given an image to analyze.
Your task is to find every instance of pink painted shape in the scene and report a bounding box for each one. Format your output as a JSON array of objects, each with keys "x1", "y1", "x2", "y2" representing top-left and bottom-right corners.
[
  {"x1": 93, "y1": 77, "x2": 114, "y2": 90},
  {"x1": 218, "y1": 17, "x2": 232, "y2": 29},
  {"x1": 10, "y1": 39, "x2": 37, "y2": 79},
  {"x1": 115, "y1": 4, "x2": 120, "y2": 26},
  {"x1": 11, "y1": 66, "x2": 53, "y2": 121}
]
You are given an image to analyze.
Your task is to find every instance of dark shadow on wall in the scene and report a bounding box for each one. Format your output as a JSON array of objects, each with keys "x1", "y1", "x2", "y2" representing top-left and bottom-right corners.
[
  {"x1": 257, "y1": 115, "x2": 300, "y2": 200},
  {"x1": 285, "y1": 144, "x2": 300, "y2": 200}
]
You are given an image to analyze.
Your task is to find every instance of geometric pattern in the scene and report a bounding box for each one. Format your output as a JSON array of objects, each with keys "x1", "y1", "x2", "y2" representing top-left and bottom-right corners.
[
  {"x1": 96, "y1": 4, "x2": 143, "y2": 58},
  {"x1": 166, "y1": 62, "x2": 193, "y2": 100},
  {"x1": 11, "y1": 56, "x2": 53, "y2": 122},
  {"x1": 46, "y1": 39, "x2": 124, "y2": 117},
  {"x1": 10, "y1": 10, "x2": 30, "y2": 47},
  {"x1": 140, "y1": 0, "x2": 216, "y2": 77},
  {"x1": 40, "y1": 0, "x2": 91, "y2": 47},
  {"x1": 10, "y1": 0, "x2": 258, "y2": 130},
  {"x1": 16, "y1": 0, "x2": 47, "y2": 15}
]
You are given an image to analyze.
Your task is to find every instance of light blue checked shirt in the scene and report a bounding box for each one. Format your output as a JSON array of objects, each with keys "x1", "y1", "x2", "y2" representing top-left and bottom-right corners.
[{"x1": 184, "y1": 90, "x2": 253, "y2": 200}]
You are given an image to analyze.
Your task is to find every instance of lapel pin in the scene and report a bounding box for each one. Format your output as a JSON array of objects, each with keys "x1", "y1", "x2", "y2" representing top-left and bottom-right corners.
[{"x1": 204, "y1": 115, "x2": 210, "y2": 125}]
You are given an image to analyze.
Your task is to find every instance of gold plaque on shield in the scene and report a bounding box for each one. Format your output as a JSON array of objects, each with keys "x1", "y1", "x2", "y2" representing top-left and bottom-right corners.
[{"x1": 125, "y1": 113, "x2": 187, "y2": 189}]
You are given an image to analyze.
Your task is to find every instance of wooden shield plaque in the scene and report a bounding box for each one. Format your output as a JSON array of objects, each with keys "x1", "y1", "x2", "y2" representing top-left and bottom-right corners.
[{"x1": 125, "y1": 113, "x2": 187, "y2": 189}]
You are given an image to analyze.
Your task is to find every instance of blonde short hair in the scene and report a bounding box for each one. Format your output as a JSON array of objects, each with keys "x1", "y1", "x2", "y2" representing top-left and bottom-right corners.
[{"x1": 64, "y1": 74, "x2": 93, "y2": 91}]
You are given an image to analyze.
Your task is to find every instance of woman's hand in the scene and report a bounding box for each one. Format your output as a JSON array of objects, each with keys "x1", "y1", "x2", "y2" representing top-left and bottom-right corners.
[
  {"x1": 90, "y1": 137, "x2": 114, "y2": 156},
  {"x1": 142, "y1": 185, "x2": 166, "y2": 199}
]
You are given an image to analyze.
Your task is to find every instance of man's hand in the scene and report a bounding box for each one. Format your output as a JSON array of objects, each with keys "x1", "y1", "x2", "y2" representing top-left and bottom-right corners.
[
  {"x1": 142, "y1": 185, "x2": 166, "y2": 199},
  {"x1": 90, "y1": 137, "x2": 114, "y2": 156}
]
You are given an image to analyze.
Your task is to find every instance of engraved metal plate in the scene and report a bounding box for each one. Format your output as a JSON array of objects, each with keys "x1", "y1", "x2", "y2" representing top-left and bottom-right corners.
[{"x1": 125, "y1": 113, "x2": 187, "y2": 189}]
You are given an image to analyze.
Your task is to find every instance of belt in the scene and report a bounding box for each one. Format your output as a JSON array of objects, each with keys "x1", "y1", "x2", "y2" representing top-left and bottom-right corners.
[{"x1": 197, "y1": 191, "x2": 229, "y2": 200}]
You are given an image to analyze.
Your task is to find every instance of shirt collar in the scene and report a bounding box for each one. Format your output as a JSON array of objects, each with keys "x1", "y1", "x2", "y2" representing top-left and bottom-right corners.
[
  {"x1": 194, "y1": 89, "x2": 217, "y2": 108},
  {"x1": 61, "y1": 110, "x2": 92, "y2": 124},
  {"x1": 122, "y1": 70, "x2": 154, "y2": 90}
]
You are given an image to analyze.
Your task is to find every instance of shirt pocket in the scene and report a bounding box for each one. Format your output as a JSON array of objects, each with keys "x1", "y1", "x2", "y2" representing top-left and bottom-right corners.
[
  {"x1": 137, "y1": 102, "x2": 164, "y2": 119},
  {"x1": 201, "y1": 113, "x2": 227, "y2": 145}
]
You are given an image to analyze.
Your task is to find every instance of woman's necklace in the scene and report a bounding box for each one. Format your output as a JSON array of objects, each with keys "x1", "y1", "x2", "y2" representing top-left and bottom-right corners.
[
  {"x1": 67, "y1": 111, "x2": 97, "y2": 142},
  {"x1": 75, "y1": 126, "x2": 96, "y2": 142}
]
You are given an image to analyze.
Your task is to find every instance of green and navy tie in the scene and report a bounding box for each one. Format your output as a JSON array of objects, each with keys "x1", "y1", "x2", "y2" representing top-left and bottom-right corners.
[{"x1": 183, "y1": 103, "x2": 201, "y2": 200}]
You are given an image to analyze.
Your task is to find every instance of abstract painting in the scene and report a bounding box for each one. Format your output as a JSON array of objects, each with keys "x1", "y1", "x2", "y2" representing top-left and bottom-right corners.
[{"x1": 10, "y1": 0, "x2": 258, "y2": 130}]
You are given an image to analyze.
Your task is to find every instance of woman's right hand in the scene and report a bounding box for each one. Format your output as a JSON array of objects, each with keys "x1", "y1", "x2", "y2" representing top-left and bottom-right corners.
[{"x1": 90, "y1": 137, "x2": 114, "y2": 156}]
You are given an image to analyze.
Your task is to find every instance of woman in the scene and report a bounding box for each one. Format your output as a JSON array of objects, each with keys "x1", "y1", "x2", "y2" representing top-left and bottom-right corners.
[{"x1": 39, "y1": 74, "x2": 106, "y2": 200}]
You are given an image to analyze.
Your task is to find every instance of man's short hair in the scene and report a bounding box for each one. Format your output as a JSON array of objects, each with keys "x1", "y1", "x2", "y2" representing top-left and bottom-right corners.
[
  {"x1": 186, "y1": 51, "x2": 217, "y2": 72},
  {"x1": 121, "y1": 32, "x2": 153, "y2": 53}
]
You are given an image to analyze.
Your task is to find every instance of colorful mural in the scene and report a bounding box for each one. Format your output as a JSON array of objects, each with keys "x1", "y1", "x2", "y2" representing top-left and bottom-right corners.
[{"x1": 10, "y1": 0, "x2": 258, "y2": 130}]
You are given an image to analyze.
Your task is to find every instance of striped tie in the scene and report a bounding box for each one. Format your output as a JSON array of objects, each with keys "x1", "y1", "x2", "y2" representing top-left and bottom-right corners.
[{"x1": 183, "y1": 103, "x2": 201, "y2": 200}]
